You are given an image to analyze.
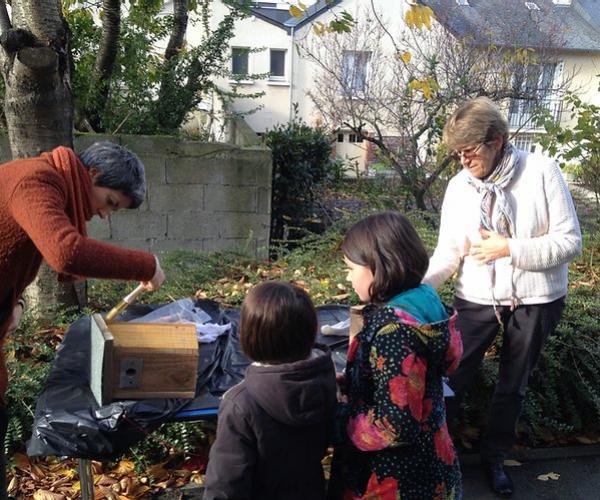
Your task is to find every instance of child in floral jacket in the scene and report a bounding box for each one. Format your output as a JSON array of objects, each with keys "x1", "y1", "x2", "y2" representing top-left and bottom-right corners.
[{"x1": 329, "y1": 211, "x2": 463, "y2": 500}]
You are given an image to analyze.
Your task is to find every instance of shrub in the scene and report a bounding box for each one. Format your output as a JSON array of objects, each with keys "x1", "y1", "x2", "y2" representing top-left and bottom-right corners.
[{"x1": 264, "y1": 107, "x2": 333, "y2": 244}]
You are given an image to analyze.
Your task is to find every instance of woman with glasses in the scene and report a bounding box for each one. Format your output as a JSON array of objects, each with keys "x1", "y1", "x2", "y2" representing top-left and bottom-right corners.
[{"x1": 424, "y1": 97, "x2": 581, "y2": 497}]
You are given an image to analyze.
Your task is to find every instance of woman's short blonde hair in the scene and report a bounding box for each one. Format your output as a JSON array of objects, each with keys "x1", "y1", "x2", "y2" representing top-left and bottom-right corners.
[{"x1": 442, "y1": 97, "x2": 508, "y2": 151}]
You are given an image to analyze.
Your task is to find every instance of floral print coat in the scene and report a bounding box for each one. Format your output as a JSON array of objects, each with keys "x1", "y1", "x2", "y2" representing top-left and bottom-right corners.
[{"x1": 329, "y1": 293, "x2": 463, "y2": 500}]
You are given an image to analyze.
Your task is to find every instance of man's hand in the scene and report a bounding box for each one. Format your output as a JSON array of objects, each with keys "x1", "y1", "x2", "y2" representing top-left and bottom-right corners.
[
  {"x1": 470, "y1": 228, "x2": 510, "y2": 264},
  {"x1": 141, "y1": 256, "x2": 166, "y2": 291}
]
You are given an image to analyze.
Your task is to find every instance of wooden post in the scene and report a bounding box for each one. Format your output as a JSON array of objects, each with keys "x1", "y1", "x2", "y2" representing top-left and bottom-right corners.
[{"x1": 78, "y1": 458, "x2": 94, "y2": 500}]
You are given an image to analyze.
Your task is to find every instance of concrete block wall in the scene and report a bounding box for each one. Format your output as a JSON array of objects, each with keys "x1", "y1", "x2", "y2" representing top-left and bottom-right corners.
[{"x1": 0, "y1": 134, "x2": 272, "y2": 257}]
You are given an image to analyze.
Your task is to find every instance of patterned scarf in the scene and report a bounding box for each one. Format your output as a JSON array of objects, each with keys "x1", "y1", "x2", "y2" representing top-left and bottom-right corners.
[
  {"x1": 467, "y1": 142, "x2": 520, "y2": 318},
  {"x1": 468, "y1": 142, "x2": 519, "y2": 237}
]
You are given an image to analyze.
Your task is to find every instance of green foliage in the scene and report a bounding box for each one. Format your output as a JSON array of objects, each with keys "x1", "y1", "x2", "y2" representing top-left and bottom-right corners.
[
  {"x1": 536, "y1": 83, "x2": 600, "y2": 205},
  {"x1": 264, "y1": 107, "x2": 335, "y2": 244},
  {"x1": 65, "y1": 0, "x2": 250, "y2": 135},
  {"x1": 130, "y1": 420, "x2": 210, "y2": 472},
  {"x1": 4, "y1": 312, "x2": 54, "y2": 456}
]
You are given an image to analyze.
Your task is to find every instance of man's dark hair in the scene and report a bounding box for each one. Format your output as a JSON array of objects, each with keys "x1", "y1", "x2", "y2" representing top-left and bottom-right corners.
[
  {"x1": 240, "y1": 281, "x2": 317, "y2": 364},
  {"x1": 341, "y1": 211, "x2": 429, "y2": 304},
  {"x1": 78, "y1": 141, "x2": 146, "y2": 208}
]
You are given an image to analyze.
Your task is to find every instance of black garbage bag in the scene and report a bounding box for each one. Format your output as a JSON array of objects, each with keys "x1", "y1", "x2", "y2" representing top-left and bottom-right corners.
[{"x1": 26, "y1": 301, "x2": 349, "y2": 459}]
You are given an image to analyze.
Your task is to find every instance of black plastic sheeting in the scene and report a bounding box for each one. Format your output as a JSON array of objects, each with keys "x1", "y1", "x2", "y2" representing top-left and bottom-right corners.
[{"x1": 27, "y1": 300, "x2": 349, "y2": 460}]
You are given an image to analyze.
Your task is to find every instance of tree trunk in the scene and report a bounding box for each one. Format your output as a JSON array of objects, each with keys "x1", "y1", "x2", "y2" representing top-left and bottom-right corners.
[
  {"x1": 85, "y1": 0, "x2": 120, "y2": 131},
  {"x1": 1, "y1": 0, "x2": 83, "y2": 321},
  {"x1": 164, "y1": 0, "x2": 188, "y2": 61}
]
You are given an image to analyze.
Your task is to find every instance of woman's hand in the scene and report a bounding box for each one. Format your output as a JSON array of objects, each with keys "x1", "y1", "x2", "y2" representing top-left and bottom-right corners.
[
  {"x1": 470, "y1": 229, "x2": 510, "y2": 264},
  {"x1": 141, "y1": 255, "x2": 166, "y2": 291}
]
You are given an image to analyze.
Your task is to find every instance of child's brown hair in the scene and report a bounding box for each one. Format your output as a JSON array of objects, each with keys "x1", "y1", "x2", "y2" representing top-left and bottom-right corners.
[
  {"x1": 341, "y1": 211, "x2": 429, "y2": 303},
  {"x1": 240, "y1": 281, "x2": 317, "y2": 363}
]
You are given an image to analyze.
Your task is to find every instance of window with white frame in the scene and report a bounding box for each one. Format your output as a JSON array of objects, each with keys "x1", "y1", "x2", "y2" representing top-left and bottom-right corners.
[
  {"x1": 512, "y1": 134, "x2": 537, "y2": 153},
  {"x1": 342, "y1": 50, "x2": 371, "y2": 93},
  {"x1": 270, "y1": 49, "x2": 286, "y2": 79},
  {"x1": 231, "y1": 47, "x2": 249, "y2": 77},
  {"x1": 508, "y1": 61, "x2": 564, "y2": 129}
]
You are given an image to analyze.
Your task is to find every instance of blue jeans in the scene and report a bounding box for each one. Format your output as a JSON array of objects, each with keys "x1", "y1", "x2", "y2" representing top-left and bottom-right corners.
[{"x1": 446, "y1": 296, "x2": 566, "y2": 463}]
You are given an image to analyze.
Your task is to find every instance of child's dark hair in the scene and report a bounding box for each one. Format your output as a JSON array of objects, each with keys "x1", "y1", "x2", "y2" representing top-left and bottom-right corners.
[
  {"x1": 341, "y1": 211, "x2": 429, "y2": 303},
  {"x1": 240, "y1": 281, "x2": 318, "y2": 364}
]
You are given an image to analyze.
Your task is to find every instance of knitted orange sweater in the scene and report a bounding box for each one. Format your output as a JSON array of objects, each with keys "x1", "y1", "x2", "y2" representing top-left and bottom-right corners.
[{"x1": 0, "y1": 147, "x2": 156, "y2": 401}]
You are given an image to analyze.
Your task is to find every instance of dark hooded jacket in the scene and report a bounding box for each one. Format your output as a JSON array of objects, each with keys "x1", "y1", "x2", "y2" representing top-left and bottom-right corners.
[{"x1": 203, "y1": 345, "x2": 337, "y2": 500}]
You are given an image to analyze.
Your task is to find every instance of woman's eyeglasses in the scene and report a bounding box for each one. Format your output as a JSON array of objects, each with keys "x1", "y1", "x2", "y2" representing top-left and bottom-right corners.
[{"x1": 451, "y1": 142, "x2": 489, "y2": 161}]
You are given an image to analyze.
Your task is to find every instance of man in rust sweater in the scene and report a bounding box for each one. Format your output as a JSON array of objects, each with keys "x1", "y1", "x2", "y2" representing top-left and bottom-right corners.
[{"x1": 0, "y1": 141, "x2": 166, "y2": 497}]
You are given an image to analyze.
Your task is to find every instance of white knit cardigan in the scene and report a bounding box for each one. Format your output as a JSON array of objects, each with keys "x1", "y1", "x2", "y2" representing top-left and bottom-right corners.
[{"x1": 424, "y1": 150, "x2": 582, "y2": 306}]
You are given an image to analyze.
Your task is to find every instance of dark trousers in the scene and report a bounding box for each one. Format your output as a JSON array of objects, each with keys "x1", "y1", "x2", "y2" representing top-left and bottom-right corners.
[
  {"x1": 446, "y1": 296, "x2": 565, "y2": 463},
  {"x1": 0, "y1": 405, "x2": 7, "y2": 499}
]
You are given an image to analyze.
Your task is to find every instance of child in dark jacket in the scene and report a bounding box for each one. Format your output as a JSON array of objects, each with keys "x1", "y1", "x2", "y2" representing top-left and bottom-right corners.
[
  {"x1": 203, "y1": 281, "x2": 337, "y2": 500},
  {"x1": 329, "y1": 211, "x2": 463, "y2": 500}
]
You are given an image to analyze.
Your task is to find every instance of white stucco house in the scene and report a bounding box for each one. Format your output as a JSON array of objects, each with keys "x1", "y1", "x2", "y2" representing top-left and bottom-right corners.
[{"x1": 184, "y1": 0, "x2": 600, "y2": 171}]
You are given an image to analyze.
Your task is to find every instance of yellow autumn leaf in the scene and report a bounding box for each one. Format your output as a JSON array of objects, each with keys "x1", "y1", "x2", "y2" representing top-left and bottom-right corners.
[
  {"x1": 408, "y1": 79, "x2": 421, "y2": 91},
  {"x1": 405, "y1": 5, "x2": 433, "y2": 30},
  {"x1": 400, "y1": 51, "x2": 412, "y2": 64},
  {"x1": 421, "y1": 81, "x2": 433, "y2": 100},
  {"x1": 112, "y1": 459, "x2": 135, "y2": 475},
  {"x1": 422, "y1": 6, "x2": 434, "y2": 29},
  {"x1": 289, "y1": 5, "x2": 304, "y2": 18},
  {"x1": 404, "y1": 6, "x2": 415, "y2": 28}
]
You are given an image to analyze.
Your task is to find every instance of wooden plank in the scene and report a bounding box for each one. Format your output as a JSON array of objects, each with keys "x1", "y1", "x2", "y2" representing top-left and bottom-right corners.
[
  {"x1": 107, "y1": 322, "x2": 197, "y2": 349},
  {"x1": 90, "y1": 314, "x2": 114, "y2": 406}
]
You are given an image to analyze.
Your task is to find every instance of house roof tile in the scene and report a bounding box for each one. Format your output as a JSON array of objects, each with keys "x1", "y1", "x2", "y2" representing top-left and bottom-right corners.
[{"x1": 422, "y1": 0, "x2": 600, "y2": 52}]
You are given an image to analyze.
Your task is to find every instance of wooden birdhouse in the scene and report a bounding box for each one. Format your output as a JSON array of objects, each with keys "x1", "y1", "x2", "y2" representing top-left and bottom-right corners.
[{"x1": 90, "y1": 314, "x2": 198, "y2": 406}]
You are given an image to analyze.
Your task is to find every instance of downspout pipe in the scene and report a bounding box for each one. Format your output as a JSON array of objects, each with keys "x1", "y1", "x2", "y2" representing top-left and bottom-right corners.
[{"x1": 288, "y1": 25, "x2": 295, "y2": 121}]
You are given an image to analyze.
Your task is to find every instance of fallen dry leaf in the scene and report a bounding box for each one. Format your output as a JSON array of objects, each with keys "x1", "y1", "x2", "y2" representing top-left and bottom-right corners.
[
  {"x1": 503, "y1": 460, "x2": 522, "y2": 467},
  {"x1": 112, "y1": 459, "x2": 135, "y2": 475},
  {"x1": 33, "y1": 490, "x2": 66, "y2": 500},
  {"x1": 13, "y1": 453, "x2": 31, "y2": 471},
  {"x1": 575, "y1": 436, "x2": 597, "y2": 445},
  {"x1": 537, "y1": 472, "x2": 560, "y2": 481}
]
